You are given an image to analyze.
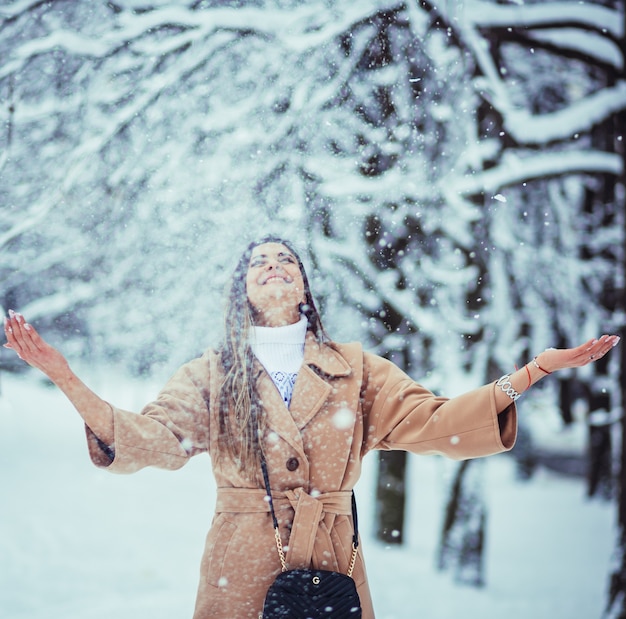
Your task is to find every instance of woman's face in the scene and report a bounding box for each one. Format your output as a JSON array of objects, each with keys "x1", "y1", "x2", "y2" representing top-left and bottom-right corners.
[{"x1": 245, "y1": 242, "x2": 305, "y2": 327}]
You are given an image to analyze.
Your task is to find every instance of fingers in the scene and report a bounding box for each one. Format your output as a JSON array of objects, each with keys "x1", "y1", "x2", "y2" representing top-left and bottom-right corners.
[
  {"x1": 581, "y1": 334, "x2": 620, "y2": 366},
  {"x1": 3, "y1": 311, "x2": 68, "y2": 379},
  {"x1": 4, "y1": 314, "x2": 23, "y2": 360},
  {"x1": 572, "y1": 334, "x2": 620, "y2": 367},
  {"x1": 4, "y1": 311, "x2": 24, "y2": 357},
  {"x1": 3, "y1": 310, "x2": 38, "y2": 361}
]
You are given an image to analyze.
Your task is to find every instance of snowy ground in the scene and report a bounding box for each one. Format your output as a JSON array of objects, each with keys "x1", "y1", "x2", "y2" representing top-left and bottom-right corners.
[{"x1": 0, "y1": 369, "x2": 614, "y2": 619}]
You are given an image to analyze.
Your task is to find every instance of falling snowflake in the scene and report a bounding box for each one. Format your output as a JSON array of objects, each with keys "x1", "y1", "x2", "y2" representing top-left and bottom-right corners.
[{"x1": 332, "y1": 408, "x2": 354, "y2": 430}]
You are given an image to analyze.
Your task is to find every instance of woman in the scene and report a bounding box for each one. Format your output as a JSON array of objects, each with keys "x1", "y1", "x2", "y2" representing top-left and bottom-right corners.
[{"x1": 3, "y1": 236, "x2": 620, "y2": 618}]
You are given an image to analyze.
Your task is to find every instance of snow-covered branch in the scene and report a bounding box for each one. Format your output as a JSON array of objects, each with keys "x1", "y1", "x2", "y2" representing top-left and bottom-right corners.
[
  {"x1": 0, "y1": 200, "x2": 57, "y2": 252},
  {"x1": 20, "y1": 283, "x2": 98, "y2": 321},
  {"x1": 460, "y1": 0, "x2": 623, "y2": 39},
  {"x1": 443, "y1": 150, "x2": 623, "y2": 197},
  {"x1": 525, "y1": 28, "x2": 624, "y2": 70},
  {"x1": 499, "y1": 81, "x2": 626, "y2": 145}
]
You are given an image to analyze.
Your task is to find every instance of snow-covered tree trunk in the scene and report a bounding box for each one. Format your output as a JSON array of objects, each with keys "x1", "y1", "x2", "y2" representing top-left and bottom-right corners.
[{"x1": 437, "y1": 460, "x2": 487, "y2": 587}]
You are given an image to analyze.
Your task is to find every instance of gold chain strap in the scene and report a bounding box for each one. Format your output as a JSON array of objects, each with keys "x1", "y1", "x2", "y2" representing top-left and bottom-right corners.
[
  {"x1": 274, "y1": 527, "x2": 288, "y2": 572},
  {"x1": 346, "y1": 542, "x2": 358, "y2": 578},
  {"x1": 273, "y1": 526, "x2": 358, "y2": 577}
]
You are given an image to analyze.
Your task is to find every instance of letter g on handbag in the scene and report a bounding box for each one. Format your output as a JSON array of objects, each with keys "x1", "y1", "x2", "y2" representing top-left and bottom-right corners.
[{"x1": 261, "y1": 459, "x2": 362, "y2": 618}]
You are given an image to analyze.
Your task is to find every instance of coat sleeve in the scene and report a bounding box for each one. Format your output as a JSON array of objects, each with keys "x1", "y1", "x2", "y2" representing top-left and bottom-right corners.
[
  {"x1": 84, "y1": 351, "x2": 213, "y2": 474},
  {"x1": 360, "y1": 352, "x2": 517, "y2": 460}
]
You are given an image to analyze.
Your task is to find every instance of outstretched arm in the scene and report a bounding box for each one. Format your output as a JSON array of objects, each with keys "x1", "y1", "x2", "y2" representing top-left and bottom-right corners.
[
  {"x1": 3, "y1": 310, "x2": 114, "y2": 445},
  {"x1": 492, "y1": 334, "x2": 620, "y2": 412}
]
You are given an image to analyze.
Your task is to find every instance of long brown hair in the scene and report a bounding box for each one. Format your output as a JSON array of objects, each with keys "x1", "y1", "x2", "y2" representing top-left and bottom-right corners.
[{"x1": 218, "y1": 236, "x2": 327, "y2": 477}]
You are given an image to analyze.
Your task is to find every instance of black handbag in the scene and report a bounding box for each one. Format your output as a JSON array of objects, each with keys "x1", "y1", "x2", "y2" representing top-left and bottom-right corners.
[{"x1": 261, "y1": 459, "x2": 362, "y2": 618}]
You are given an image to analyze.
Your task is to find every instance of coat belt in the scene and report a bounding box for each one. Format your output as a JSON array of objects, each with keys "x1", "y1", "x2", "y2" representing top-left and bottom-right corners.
[{"x1": 216, "y1": 487, "x2": 354, "y2": 570}]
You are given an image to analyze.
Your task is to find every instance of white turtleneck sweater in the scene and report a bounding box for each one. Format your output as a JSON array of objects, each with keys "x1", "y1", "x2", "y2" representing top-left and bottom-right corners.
[{"x1": 249, "y1": 315, "x2": 307, "y2": 408}]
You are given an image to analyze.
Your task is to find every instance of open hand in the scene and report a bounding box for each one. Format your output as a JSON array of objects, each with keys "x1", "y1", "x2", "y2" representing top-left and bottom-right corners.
[
  {"x1": 3, "y1": 310, "x2": 69, "y2": 380},
  {"x1": 536, "y1": 334, "x2": 620, "y2": 373}
]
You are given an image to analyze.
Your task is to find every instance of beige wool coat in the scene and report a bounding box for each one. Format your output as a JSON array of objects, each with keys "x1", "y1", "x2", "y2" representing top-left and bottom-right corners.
[{"x1": 86, "y1": 334, "x2": 517, "y2": 618}]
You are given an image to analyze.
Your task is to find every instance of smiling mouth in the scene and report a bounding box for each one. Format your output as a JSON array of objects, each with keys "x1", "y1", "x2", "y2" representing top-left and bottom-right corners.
[{"x1": 264, "y1": 275, "x2": 290, "y2": 284}]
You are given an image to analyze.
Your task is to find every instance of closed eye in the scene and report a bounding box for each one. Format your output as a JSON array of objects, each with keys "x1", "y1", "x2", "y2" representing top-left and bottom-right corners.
[{"x1": 249, "y1": 252, "x2": 296, "y2": 267}]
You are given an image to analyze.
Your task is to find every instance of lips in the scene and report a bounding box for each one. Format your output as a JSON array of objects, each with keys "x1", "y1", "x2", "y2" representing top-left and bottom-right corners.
[{"x1": 263, "y1": 274, "x2": 291, "y2": 284}]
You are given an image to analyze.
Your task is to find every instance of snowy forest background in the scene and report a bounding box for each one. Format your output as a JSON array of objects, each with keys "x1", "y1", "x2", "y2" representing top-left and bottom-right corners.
[{"x1": 0, "y1": 0, "x2": 625, "y2": 618}]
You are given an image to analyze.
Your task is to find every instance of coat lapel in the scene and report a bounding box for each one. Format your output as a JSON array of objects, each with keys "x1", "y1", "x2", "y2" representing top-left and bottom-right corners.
[
  {"x1": 289, "y1": 334, "x2": 352, "y2": 430},
  {"x1": 288, "y1": 364, "x2": 331, "y2": 430}
]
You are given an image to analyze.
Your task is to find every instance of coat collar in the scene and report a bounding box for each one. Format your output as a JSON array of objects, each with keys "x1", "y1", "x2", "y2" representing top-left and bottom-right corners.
[{"x1": 301, "y1": 332, "x2": 352, "y2": 378}]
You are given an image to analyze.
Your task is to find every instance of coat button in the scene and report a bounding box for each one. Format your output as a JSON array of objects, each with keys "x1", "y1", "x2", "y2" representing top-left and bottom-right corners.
[{"x1": 286, "y1": 457, "x2": 299, "y2": 471}]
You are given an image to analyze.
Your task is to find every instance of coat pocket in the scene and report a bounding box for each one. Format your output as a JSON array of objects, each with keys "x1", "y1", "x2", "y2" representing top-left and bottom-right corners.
[{"x1": 202, "y1": 514, "x2": 238, "y2": 588}]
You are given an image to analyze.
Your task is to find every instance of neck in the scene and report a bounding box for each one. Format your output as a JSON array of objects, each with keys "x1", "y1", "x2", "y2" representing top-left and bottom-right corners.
[{"x1": 253, "y1": 308, "x2": 301, "y2": 328}]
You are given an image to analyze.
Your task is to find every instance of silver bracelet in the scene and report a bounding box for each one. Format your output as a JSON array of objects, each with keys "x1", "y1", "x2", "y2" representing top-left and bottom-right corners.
[{"x1": 496, "y1": 374, "x2": 521, "y2": 401}]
